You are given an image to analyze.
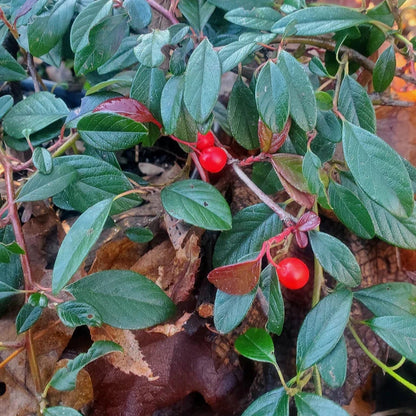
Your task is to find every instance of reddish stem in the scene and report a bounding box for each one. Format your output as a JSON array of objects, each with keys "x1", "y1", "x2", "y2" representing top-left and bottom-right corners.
[
  {"x1": 190, "y1": 152, "x2": 209, "y2": 182},
  {"x1": 146, "y1": 0, "x2": 179, "y2": 24}
]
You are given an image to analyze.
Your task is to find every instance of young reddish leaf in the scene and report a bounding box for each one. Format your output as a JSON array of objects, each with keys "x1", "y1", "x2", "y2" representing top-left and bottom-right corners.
[
  {"x1": 208, "y1": 258, "x2": 261, "y2": 295},
  {"x1": 258, "y1": 119, "x2": 273, "y2": 153},
  {"x1": 296, "y1": 211, "x2": 320, "y2": 232},
  {"x1": 295, "y1": 230, "x2": 308, "y2": 248},
  {"x1": 278, "y1": 174, "x2": 315, "y2": 209},
  {"x1": 93, "y1": 97, "x2": 162, "y2": 128},
  {"x1": 14, "y1": 0, "x2": 38, "y2": 24},
  {"x1": 258, "y1": 118, "x2": 291, "y2": 154}
]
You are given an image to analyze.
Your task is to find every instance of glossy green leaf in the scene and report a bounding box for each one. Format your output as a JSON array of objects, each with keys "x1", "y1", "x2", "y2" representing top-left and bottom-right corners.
[
  {"x1": 57, "y1": 300, "x2": 102, "y2": 328},
  {"x1": 309, "y1": 230, "x2": 361, "y2": 287},
  {"x1": 86, "y1": 72, "x2": 134, "y2": 96},
  {"x1": 329, "y1": 181, "x2": 375, "y2": 239},
  {"x1": 225, "y1": 7, "x2": 281, "y2": 31},
  {"x1": 338, "y1": 75, "x2": 376, "y2": 134},
  {"x1": 272, "y1": 6, "x2": 372, "y2": 36},
  {"x1": 44, "y1": 407, "x2": 82, "y2": 416},
  {"x1": 50, "y1": 341, "x2": 122, "y2": 390},
  {"x1": 207, "y1": 0, "x2": 273, "y2": 10},
  {"x1": 3, "y1": 92, "x2": 68, "y2": 139},
  {"x1": 228, "y1": 77, "x2": 259, "y2": 150},
  {"x1": 219, "y1": 39, "x2": 258, "y2": 73},
  {"x1": 295, "y1": 392, "x2": 350, "y2": 416},
  {"x1": 16, "y1": 303, "x2": 43, "y2": 334},
  {"x1": 66, "y1": 270, "x2": 176, "y2": 329},
  {"x1": 184, "y1": 39, "x2": 221, "y2": 123},
  {"x1": 124, "y1": 0, "x2": 152, "y2": 31},
  {"x1": 161, "y1": 179, "x2": 232, "y2": 231},
  {"x1": 77, "y1": 113, "x2": 148, "y2": 151},
  {"x1": 315, "y1": 110, "x2": 342, "y2": 143},
  {"x1": 277, "y1": 51, "x2": 317, "y2": 131},
  {"x1": 255, "y1": 61, "x2": 289, "y2": 133},
  {"x1": 32, "y1": 147, "x2": 53, "y2": 174},
  {"x1": 28, "y1": 0, "x2": 76, "y2": 56},
  {"x1": 242, "y1": 388, "x2": 289, "y2": 416},
  {"x1": 70, "y1": 0, "x2": 112, "y2": 52},
  {"x1": 0, "y1": 48, "x2": 27, "y2": 81},
  {"x1": 52, "y1": 198, "x2": 113, "y2": 294},
  {"x1": 342, "y1": 121, "x2": 413, "y2": 218},
  {"x1": 373, "y1": 45, "x2": 396, "y2": 92},
  {"x1": 135, "y1": 29, "x2": 170, "y2": 67},
  {"x1": 161, "y1": 75, "x2": 185, "y2": 134},
  {"x1": 17, "y1": 165, "x2": 79, "y2": 203},
  {"x1": 125, "y1": 227, "x2": 154, "y2": 243},
  {"x1": 317, "y1": 336, "x2": 347, "y2": 388},
  {"x1": 178, "y1": 0, "x2": 215, "y2": 32},
  {"x1": 309, "y1": 56, "x2": 331, "y2": 78},
  {"x1": 0, "y1": 95, "x2": 13, "y2": 119},
  {"x1": 354, "y1": 282, "x2": 416, "y2": 317},
  {"x1": 315, "y1": 91, "x2": 333, "y2": 111},
  {"x1": 296, "y1": 289, "x2": 353, "y2": 371},
  {"x1": 0, "y1": 281, "x2": 20, "y2": 300},
  {"x1": 235, "y1": 327, "x2": 276, "y2": 365},
  {"x1": 367, "y1": 316, "x2": 416, "y2": 363},
  {"x1": 173, "y1": 102, "x2": 199, "y2": 142},
  {"x1": 28, "y1": 293, "x2": 48, "y2": 308},
  {"x1": 252, "y1": 162, "x2": 283, "y2": 195},
  {"x1": 169, "y1": 24, "x2": 190, "y2": 44},
  {"x1": 213, "y1": 203, "x2": 282, "y2": 267}
]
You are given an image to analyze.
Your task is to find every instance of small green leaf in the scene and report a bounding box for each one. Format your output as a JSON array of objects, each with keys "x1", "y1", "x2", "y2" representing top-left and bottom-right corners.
[
  {"x1": 0, "y1": 95, "x2": 13, "y2": 119},
  {"x1": 295, "y1": 392, "x2": 350, "y2": 416},
  {"x1": 342, "y1": 121, "x2": 413, "y2": 219},
  {"x1": 52, "y1": 198, "x2": 113, "y2": 294},
  {"x1": 296, "y1": 289, "x2": 353, "y2": 371},
  {"x1": 125, "y1": 227, "x2": 154, "y2": 243},
  {"x1": 124, "y1": 0, "x2": 152, "y2": 31},
  {"x1": 66, "y1": 270, "x2": 176, "y2": 329},
  {"x1": 225, "y1": 7, "x2": 282, "y2": 31},
  {"x1": 367, "y1": 316, "x2": 416, "y2": 363},
  {"x1": 28, "y1": 293, "x2": 48, "y2": 308},
  {"x1": 255, "y1": 61, "x2": 289, "y2": 133},
  {"x1": 49, "y1": 341, "x2": 122, "y2": 390},
  {"x1": 16, "y1": 303, "x2": 43, "y2": 334},
  {"x1": 317, "y1": 336, "x2": 347, "y2": 388},
  {"x1": 135, "y1": 30, "x2": 170, "y2": 67},
  {"x1": 160, "y1": 75, "x2": 185, "y2": 134},
  {"x1": 161, "y1": 179, "x2": 232, "y2": 231},
  {"x1": 0, "y1": 48, "x2": 27, "y2": 81},
  {"x1": 242, "y1": 388, "x2": 289, "y2": 416},
  {"x1": 373, "y1": 45, "x2": 396, "y2": 92},
  {"x1": 315, "y1": 91, "x2": 333, "y2": 111},
  {"x1": 235, "y1": 327, "x2": 277, "y2": 365},
  {"x1": 309, "y1": 56, "x2": 331, "y2": 78},
  {"x1": 354, "y1": 282, "x2": 416, "y2": 317},
  {"x1": 309, "y1": 230, "x2": 361, "y2": 287},
  {"x1": 17, "y1": 165, "x2": 79, "y2": 203},
  {"x1": 178, "y1": 0, "x2": 215, "y2": 32},
  {"x1": 184, "y1": 39, "x2": 221, "y2": 123},
  {"x1": 57, "y1": 301, "x2": 102, "y2": 328},
  {"x1": 44, "y1": 407, "x2": 83, "y2": 416},
  {"x1": 329, "y1": 181, "x2": 375, "y2": 239},
  {"x1": 32, "y1": 147, "x2": 53, "y2": 174}
]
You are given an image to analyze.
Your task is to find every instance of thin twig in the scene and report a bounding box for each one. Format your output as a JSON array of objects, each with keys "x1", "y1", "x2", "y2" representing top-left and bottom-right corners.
[
  {"x1": 26, "y1": 53, "x2": 41, "y2": 93},
  {"x1": 146, "y1": 0, "x2": 179, "y2": 24}
]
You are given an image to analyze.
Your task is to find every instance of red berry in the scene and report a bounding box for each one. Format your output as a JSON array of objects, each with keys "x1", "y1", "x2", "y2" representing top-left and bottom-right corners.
[
  {"x1": 199, "y1": 147, "x2": 227, "y2": 173},
  {"x1": 275, "y1": 257, "x2": 309, "y2": 290},
  {"x1": 197, "y1": 131, "x2": 215, "y2": 151}
]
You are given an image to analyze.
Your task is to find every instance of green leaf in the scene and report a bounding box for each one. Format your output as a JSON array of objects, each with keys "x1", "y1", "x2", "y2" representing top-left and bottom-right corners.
[
  {"x1": 50, "y1": 341, "x2": 122, "y2": 390},
  {"x1": 338, "y1": 75, "x2": 376, "y2": 134},
  {"x1": 28, "y1": 0, "x2": 76, "y2": 56},
  {"x1": 295, "y1": 392, "x2": 350, "y2": 416},
  {"x1": 0, "y1": 281, "x2": 20, "y2": 300},
  {"x1": 169, "y1": 24, "x2": 190, "y2": 44},
  {"x1": 28, "y1": 293, "x2": 48, "y2": 308},
  {"x1": 207, "y1": 0, "x2": 274, "y2": 10},
  {"x1": 74, "y1": 13, "x2": 128, "y2": 75},
  {"x1": 329, "y1": 181, "x2": 375, "y2": 239},
  {"x1": 228, "y1": 77, "x2": 259, "y2": 150},
  {"x1": 184, "y1": 39, "x2": 221, "y2": 123},
  {"x1": 309, "y1": 230, "x2": 361, "y2": 287},
  {"x1": 131, "y1": 65, "x2": 166, "y2": 120},
  {"x1": 242, "y1": 388, "x2": 289, "y2": 416},
  {"x1": 225, "y1": 7, "x2": 281, "y2": 31},
  {"x1": 57, "y1": 301, "x2": 102, "y2": 327},
  {"x1": 33, "y1": 147, "x2": 53, "y2": 174},
  {"x1": 235, "y1": 327, "x2": 276, "y2": 365},
  {"x1": 135, "y1": 30, "x2": 170, "y2": 67},
  {"x1": 0, "y1": 95, "x2": 13, "y2": 119},
  {"x1": 316, "y1": 110, "x2": 342, "y2": 143},
  {"x1": 213, "y1": 203, "x2": 282, "y2": 267},
  {"x1": 277, "y1": 51, "x2": 317, "y2": 131},
  {"x1": 16, "y1": 303, "x2": 43, "y2": 334},
  {"x1": 296, "y1": 289, "x2": 353, "y2": 371},
  {"x1": 161, "y1": 75, "x2": 185, "y2": 134},
  {"x1": 309, "y1": 56, "x2": 331, "y2": 78},
  {"x1": 53, "y1": 155, "x2": 141, "y2": 214},
  {"x1": 3, "y1": 92, "x2": 68, "y2": 139},
  {"x1": 0, "y1": 48, "x2": 27, "y2": 81},
  {"x1": 373, "y1": 45, "x2": 396, "y2": 92},
  {"x1": 342, "y1": 121, "x2": 413, "y2": 218},
  {"x1": 218, "y1": 39, "x2": 259, "y2": 73},
  {"x1": 354, "y1": 282, "x2": 416, "y2": 317},
  {"x1": 125, "y1": 227, "x2": 154, "y2": 243},
  {"x1": 52, "y1": 198, "x2": 113, "y2": 294},
  {"x1": 367, "y1": 316, "x2": 416, "y2": 363},
  {"x1": 44, "y1": 407, "x2": 82, "y2": 416},
  {"x1": 66, "y1": 270, "x2": 176, "y2": 329},
  {"x1": 161, "y1": 179, "x2": 232, "y2": 231},
  {"x1": 315, "y1": 91, "x2": 333, "y2": 111},
  {"x1": 317, "y1": 336, "x2": 347, "y2": 388},
  {"x1": 124, "y1": 0, "x2": 152, "y2": 31},
  {"x1": 17, "y1": 165, "x2": 79, "y2": 203},
  {"x1": 272, "y1": 6, "x2": 372, "y2": 36},
  {"x1": 178, "y1": 0, "x2": 215, "y2": 32},
  {"x1": 70, "y1": 0, "x2": 112, "y2": 52},
  {"x1": 173, "y1": 102, "x2": 199, "y2": 142},
  {"x1": 86, "y1": 72, "x2": 134, "y2": 96},
  {"x1": 252, "y1": 162, "x2": 283, "y2": 195},
  {"x1": 255, "y1": 61, "x2": 289, "y2": 133},
  {"x1": 77, "y1": 113, "x2": 148, "y2": 151}
]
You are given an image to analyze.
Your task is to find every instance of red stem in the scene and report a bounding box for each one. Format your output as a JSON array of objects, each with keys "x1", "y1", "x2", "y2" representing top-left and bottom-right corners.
[{"x1": 146, "y1": 0, "x2": 179, "y2": 24}]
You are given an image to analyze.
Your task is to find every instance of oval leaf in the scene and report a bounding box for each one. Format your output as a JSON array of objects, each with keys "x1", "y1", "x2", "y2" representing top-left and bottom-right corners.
[
  {"x1": 33, "y1": 147, "x2": 53, "y2": 174},
  {"x1": 16, "y1": 303, "x2": 43, "y2": 334},
  {"x1": 317, "y1": 336, "x2": 347, "y2": 388},
  {"x1": 0, "y1": 95, "x2": 13, "y2": 119},
  {"x1": 44, "y1": 407, "x2": 83, "y2": 416},
  {"x1": 160, "y1": 75, "x2": 185, "y2": 134},
  {"x1": 225, "y1": 7, "x2": 282, "y2": 31},
  {"x1": 295, "y1": 392, "x2": 350, "y2": 416},
  {"x1": 373, "y1": 45, "x2": 396, "y2": 92},
  {"x1": 134, "y1": 29, "x2": 170, "y2": 67},
  {"x1": 242, "y1": 388, "x2": 288, "y2": 416},
  {"x1": 66, "y1": 270, "x2": 176, "y2": 329},
  {"x1": 125, "y1": 227, "x2": 154, "y2": 243},
  {"x1": 0, "y1": 48, "x2": 27, "y2": 81},
  {"x1": 56, "y1": 301, "x2": 103, "y2": 328}
]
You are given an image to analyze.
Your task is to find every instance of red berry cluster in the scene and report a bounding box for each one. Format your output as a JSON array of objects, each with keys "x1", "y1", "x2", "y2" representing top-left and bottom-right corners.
[{"x1": 196, "y1": 131, "x2": 227, "y2": 173}]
